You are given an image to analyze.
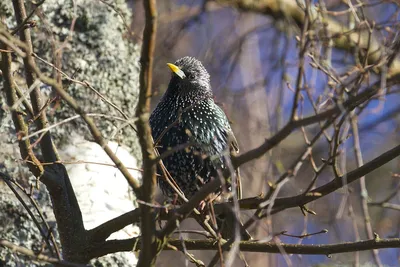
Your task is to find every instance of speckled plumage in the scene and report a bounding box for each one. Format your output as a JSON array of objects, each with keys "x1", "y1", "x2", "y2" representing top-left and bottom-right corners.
[{"x1": 150, "y1": 57, "x2": 238, "y2": 199}]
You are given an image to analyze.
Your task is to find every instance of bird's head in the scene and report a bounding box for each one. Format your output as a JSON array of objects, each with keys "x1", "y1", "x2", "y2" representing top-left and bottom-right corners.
[{"x1": 166, "y1": 57, "x2": 212, "y2": 98}]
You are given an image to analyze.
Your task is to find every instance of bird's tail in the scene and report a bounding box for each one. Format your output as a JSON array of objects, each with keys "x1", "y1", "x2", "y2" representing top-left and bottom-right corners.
[{"x1": 216, "y1": 204, "x2": 251, "y2": 241}]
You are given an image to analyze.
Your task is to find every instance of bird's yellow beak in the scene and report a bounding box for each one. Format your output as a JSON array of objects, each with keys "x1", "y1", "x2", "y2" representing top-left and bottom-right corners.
[{"x1": 167, "y1": 63, "x2": 186, "y2": 79}]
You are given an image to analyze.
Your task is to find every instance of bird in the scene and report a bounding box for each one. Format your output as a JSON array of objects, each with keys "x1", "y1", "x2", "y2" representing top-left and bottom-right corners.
[{"x1": 150, "y1": 56, "x2": 251, "y2": 240}]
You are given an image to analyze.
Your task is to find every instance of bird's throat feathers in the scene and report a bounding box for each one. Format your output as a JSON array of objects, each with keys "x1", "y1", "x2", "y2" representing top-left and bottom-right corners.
[{"x1": 164, "y1": 83, "x2": 214, "y2": 109}]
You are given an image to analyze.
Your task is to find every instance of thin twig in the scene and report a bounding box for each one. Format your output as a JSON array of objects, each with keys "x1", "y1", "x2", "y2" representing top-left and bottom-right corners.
[
  {"x1": 351, "y1": 112, "x2": 382, "y2": 267},
  {"x1": 0, "y1": 239, "x2": 86, "y2": 267},
  {"x1": 0, "y1": 172, "x2": 59, "y2": 258}
]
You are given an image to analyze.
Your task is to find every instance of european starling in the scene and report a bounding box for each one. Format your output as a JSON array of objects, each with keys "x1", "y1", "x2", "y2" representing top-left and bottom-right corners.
[
  {"x1": 150, "y1": 56, "x2": 239, "y2": 198},
  {"x1": 150, "y1": 57, "x2": 250, "y2": 239}
]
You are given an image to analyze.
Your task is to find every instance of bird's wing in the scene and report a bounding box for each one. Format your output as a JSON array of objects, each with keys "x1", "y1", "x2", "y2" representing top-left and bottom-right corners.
[
  {"x1": 218, "y1": 111, "x2": 242, "y2": 200},
  {"x1": 228, "y1": 130, "x2": 239, "y2": 153},
  {"x1": 226, "y1": 128, "x2": 242, "y2": 199}
]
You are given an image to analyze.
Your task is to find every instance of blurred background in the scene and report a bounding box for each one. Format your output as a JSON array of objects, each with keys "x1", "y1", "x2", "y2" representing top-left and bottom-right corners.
[{"x1": 129, "y1": 0, "x2": 400, "y2": 266}]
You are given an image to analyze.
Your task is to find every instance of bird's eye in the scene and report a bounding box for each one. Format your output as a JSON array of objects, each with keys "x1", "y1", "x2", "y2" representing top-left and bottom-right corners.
[{"x1": 188, "y1": 73, "x2": 195, "y2": 79}]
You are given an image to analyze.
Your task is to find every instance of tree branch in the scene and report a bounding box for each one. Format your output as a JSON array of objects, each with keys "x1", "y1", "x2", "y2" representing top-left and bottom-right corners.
[
  {"x1": 12, "y1": 0, "x2": 58, "y2": 163},
  {"x1": 0, "y1": 35, "x2": 43, "y2": 177},
  {"x1": 88, "y1": 209, "x2": 141, "y2": 242},
  {"x1": 232, "y1": 75, "x2": 400, "y2": 168},
  {"x1": 167, "y1": 237, "x2": 400, "y2": 255},
  {"x1": 0, "y1": 27, "x2": 142, "y2": 196},
  {"x1": 231, "y1": 143, "x2": 400, "y2": 214},
  {"x1": 93, "y1": 141, "x2": 400, "y2": 237},
  {"x1": 83, "y1": 236, "x2": 400, "y2": 257},
  {"x1": 214, "y1": 0, "x2": 400, "y2": 76},
  {"x1": 136, "y1": 0, "x2": 158, "y2": 266},
  {"x1": 0, "y1": 239, "x2": 87, "y2": 267}
]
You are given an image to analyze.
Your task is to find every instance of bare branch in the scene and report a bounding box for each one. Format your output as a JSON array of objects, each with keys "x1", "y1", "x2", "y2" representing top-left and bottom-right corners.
[
  {"x1": 85, "y1": 236, "x2": 400, "y2": 257},
  {"x1": 0, "y1": 239, "x2": 87, "y2": 267},
  {"x1": 136, "y1": 0, "x2": 158, "y2": 266},
  {"x1": 166, "y1": 237, "x2": 400, "y2": 255},
  {"x1": 214, "y1": 0, "x2": 400, "y2": 76},
  {"x1": 12, "y1": 0, "x2": 58, "y2": 163},
  {"x1": 233, "y1": 75, "x2": 400, "y2": 168}
]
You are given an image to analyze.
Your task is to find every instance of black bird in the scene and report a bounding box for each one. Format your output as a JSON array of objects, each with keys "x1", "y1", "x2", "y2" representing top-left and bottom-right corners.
[{"x1": 150, "y1": 56, "x2": 250, "y2": 239}]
